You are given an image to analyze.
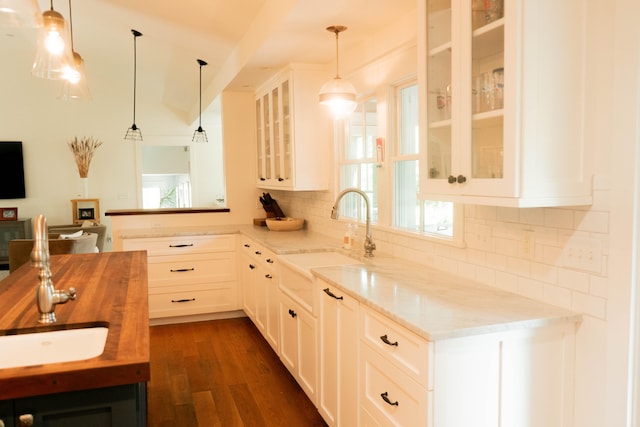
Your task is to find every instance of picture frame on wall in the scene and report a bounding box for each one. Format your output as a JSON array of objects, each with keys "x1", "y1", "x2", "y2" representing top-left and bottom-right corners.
[
  {"x1": 0, "y1": 207, "x2": 18, "y2": 221},
  {"x1": 78, "y1": 208, "x2": 95, "y2": 220}
]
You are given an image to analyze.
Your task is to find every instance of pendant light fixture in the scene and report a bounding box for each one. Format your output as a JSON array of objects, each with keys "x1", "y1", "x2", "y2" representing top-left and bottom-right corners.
[
  {"x1": 58, "y1": 0, "x2": 89, "y2": 101},
  {"x1": 192, "y1": 58, "x2": 208, "y2": 143},
  {"x1": 318, "y1": 25, "x2": 357, "y2": 118},
  {"x1": 0, "y1": 0, "x2": 42, "y2": 28},
  {"x1": 32, "y1": 0, "x2": 74, "y2": 80},
  {"x1": 124, "y1": 29, "x2": 143, "y2": 141}
]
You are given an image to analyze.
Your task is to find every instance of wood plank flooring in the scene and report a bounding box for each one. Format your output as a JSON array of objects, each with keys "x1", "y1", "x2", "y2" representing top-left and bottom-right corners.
[{"x1": 147, "y1": 317, "x2": 328, "y2": 427}]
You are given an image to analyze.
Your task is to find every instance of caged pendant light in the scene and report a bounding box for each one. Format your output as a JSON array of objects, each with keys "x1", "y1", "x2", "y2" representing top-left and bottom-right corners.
[
  {"x1": 0, "y1": 0, "x2": 42, "y2": 28},
  {"x1": 32, "y1": 0, "x2": 74, "y2": 80},
  {"x1": 192, "y1": 58, "x2": 208, "y2": 143},
  {"x1": 318, "y1": 25, "x2": 357, "y2": 118},
  {"x1": 124, "y1": 29, "x2": 143, "y2": 141},
  {"x1": 58, "y1": 0, "x2": 90, "y2": 101}
]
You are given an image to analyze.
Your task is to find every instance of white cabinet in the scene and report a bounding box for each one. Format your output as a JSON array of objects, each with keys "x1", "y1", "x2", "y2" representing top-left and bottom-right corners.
[
  {"x1": 359, "y1": 306, "x2": 430, "y2": 427},
  {"x1": 358, "y1": 305, "x2": 576, "y2": 427},
  {"x1": 239, "y1": 237, "x2": 279, "y2": 353},
  {"x1": 255, "y1": 64, "x2": 331, "y2": 191},
  {"x1": 317, "y1": 278, "x2": 359, "y2": 427},
  {"x1": 122, "y1": 234, "x2": 238, "y2": 319},
  {"x1": 279, "y1": 291, "x2": 318, "y2": 404},
  {"x1": 419, "y1": 0, "x2": 592, "y2": 207}
]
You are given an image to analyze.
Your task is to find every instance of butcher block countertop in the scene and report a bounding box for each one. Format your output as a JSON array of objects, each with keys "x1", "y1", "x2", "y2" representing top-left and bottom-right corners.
[{"x1": 0, "y1": 251, "x2": 149, "y2": 400}]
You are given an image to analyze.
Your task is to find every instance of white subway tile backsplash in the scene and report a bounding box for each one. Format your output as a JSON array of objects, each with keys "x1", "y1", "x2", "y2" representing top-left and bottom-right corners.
[
  {"x1": 558, "y1": 268, "x2": 590, "y2": 293},
  {"x1": 273, "y1": 188, "x2": 610, "y2": 320}
]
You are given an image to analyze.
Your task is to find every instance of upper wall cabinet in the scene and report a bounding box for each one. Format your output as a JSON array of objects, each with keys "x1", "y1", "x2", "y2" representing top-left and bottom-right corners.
[
  {"x1": 418, "y1": 0, "x2": 592, "y2": 207},
  {"x1": 255, "y1": 64, "x2": 331, "y2": 191}
]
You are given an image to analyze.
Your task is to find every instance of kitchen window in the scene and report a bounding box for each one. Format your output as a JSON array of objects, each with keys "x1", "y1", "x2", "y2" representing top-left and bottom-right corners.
[
  {"x1": 338, "y1": 98, "x2": 379, "y2": 223},
  {"x1": 393, "y1": 82, "x2": 457, "y2": 238},
  {"x1": 337, "y1": 81, "x2": 461, "y2": 243}
]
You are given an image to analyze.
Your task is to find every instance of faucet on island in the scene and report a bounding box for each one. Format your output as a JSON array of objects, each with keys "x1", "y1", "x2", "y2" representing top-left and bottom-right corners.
[
  {"x1": 31, "y1": 214, "x2": 76, "y2": 324},
  {"x1": 330, "y1": 188, "x2": 376, "y2": 257}
]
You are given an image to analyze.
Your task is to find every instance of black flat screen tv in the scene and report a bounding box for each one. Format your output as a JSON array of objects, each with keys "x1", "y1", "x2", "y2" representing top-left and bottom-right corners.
[{"x1": 0, "y1": 141, "x2": 26, "y2": 199}]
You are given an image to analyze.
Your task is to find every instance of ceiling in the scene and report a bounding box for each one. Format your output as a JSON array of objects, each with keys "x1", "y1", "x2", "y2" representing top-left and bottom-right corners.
[{"x1": 3, "y1": 0, "x2": 416, "y2": 124}]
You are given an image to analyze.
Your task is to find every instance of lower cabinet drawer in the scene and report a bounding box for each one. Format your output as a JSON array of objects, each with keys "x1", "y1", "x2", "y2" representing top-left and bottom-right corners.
[
  {"x1": 148, "y1": 284, "x2": 237, "y2": 318},
  {"x1": 360, "y1": 344, "x2": 428, "y2": 427},
  {"x1": 360, "y1": 306, "x2": 429, "y2": 385},
  {"x1": 147, "y1": 252, "x2": 236, "y2": 288}
]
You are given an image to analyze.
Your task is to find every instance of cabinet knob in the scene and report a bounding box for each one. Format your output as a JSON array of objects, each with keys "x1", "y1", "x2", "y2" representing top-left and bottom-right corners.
[
  {"x1": 18, "y1": 414, "x2": 34, "y2": 427},
  {"x1": 266, "y1": 258, "x2": 274, "y2": 263},
  {"x1": 265, "y1": 274, "x2": 273, "y2": 279},
  {"x1": 278, "y1": 177, "x2": 284, "y2": 182},
  {"x1": 249, "y1": 264, "x2": 256, "y2": 269},
  {"x1": 457, "y1": 174, "x2": 467, "y2": 183},
  {"x1": 255, "y1": 251, "x2": 262, "y2": 255},
  {"x1": 244, "y1": 243, "x2": 251, "y2": 248},
  {"x1": 448, "y1": 175, "x2": 457, "y2": 184},
  {"x1": 260, "y1": 177, "x2": 266, "y2": 181},
  {"x1": 288, "y1": 309, "x2": 297, "y2": 318}
]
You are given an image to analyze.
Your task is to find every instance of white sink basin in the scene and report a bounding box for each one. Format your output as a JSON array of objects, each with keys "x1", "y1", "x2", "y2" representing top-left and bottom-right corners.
[{"x1": 0, "y1": 327, "x2": 108, "y2": 369}]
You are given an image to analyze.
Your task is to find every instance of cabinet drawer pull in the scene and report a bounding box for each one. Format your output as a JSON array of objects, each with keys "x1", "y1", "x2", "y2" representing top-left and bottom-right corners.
[
  {"x1": 380, "y1": 334, "x2": 398, "y2": 347},
  {"x1": 323, "y1": 288, "x2": 343, "y2": 300},
  {"x1": 169, "y1": 243, "x2": 194, "y2": 248},
  {"x1": 249, "y1": 264, "x2": 256, "y2": 269},
  {"x1": 380, "y1": 392, "x2": 399, "y2": 406},
  {"x1": 18, "y1": 414, "x2": 34, "y2": 427},
  {"x1": 265, "y1": 274, "x2": 273, "y2": 279},
  {"x1": 171, "y1": 298, "x2": 196, "y2": 303},
  {"x1": 288, "y1": 309, "x2": 297, "y2": 318},
  {"x1": 170, "y1": 268, "x2": 195, "y2": 272}
]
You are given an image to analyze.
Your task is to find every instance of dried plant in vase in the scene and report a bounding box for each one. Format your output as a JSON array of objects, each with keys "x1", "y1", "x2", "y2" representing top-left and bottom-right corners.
[{"x1": 68, "y1": 136, "x2": 103, "y2": 178}]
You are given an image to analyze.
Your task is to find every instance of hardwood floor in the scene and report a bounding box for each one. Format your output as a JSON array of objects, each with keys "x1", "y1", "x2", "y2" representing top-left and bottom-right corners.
[{"x1": 147, "y1": 317, "x2": 327, "y2": 427}]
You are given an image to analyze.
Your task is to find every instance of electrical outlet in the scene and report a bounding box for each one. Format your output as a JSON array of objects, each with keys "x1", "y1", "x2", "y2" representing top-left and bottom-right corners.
[
  {"x1": 561, "y1": 237, "x2": 602, "y2": 273},
  {"x1": 521, "y1": 230, "x2": 534, "y2": 259}
]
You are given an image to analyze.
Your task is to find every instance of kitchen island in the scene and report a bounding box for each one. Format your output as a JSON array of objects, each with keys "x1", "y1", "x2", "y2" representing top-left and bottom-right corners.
[{"x1": 0, "y1": 251, "x2": 149, "y2": 426}]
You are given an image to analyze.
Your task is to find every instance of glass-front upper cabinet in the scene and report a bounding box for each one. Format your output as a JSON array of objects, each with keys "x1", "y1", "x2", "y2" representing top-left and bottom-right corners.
[
  {"x1": 255, "y1": 64, "x2": 331, "y2": 191},
  {"x1": 419, "y1": 0, "x2": 592, "y2": 207},
  {"x1": 425, "y1": 0, "x2": 453, "y2": 185}
]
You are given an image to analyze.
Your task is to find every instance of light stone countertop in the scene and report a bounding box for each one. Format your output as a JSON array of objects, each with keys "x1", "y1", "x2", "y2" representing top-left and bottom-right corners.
[{"x1": 118, "y1": 224, "x2": 581, "y2": 341}]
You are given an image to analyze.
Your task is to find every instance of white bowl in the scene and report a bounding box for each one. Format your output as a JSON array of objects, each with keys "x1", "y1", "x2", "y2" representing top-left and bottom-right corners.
[{"x1": 266, "y1": 217, "x2": 304, "y2": 231}]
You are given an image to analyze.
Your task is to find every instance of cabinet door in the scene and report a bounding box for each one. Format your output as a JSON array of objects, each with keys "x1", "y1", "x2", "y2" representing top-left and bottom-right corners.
[
  {"x1": 14, "y1": 383, "x2": 145, "y2": 427},
  {"x1": 318, "y1": 282, "x2": 358, "y2": 427},
  {"x1": 279, "y1": 292, "x2": 298, "y2": 376},
  {"x1": 241, "y1": 252, "x2": 257, "y2": 322},
  {"x1": 296, "y1": 305, "x2": 317, "y2": 404},
  {"x1": 265, "y1": 260, "x2": 280, "y2": 352},
  {"x1": 420, "y1": 0, "x2": 589, "y2": 206}
]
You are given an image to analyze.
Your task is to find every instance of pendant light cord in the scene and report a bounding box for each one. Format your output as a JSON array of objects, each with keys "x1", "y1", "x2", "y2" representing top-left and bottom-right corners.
[
  {"x1": 199, "y1": 62, "x2": 202, "y2": 128},
  {"x1": 334, "y1": 30, "x2": 340, "y2": 79},
  {"x1": 68, "y1": 0, "x2": 74, "y2": 52},
  {"x1": 131, "y1": 30, "x2": 142, "y2": 127}
]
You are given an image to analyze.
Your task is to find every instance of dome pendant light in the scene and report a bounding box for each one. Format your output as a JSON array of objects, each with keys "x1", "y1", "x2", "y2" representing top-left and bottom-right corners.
[
  {"x1": 318, "y1": 25, "x2": 357, "y2": 119},
  {"x1": 192, "y1": 59, "x2": 208, "y2": 143},
  {"x1": 32, "y1": 0, "x2": 74, "y2": 80},
  {"x1": 124, "y1": 29, "x2": 143, "y2": 141},
  {"x1": 58, "y1": 0, "x2": 90, "y2": 101}
]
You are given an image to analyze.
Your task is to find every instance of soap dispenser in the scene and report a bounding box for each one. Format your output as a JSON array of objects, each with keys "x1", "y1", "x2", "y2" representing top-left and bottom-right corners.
[{"x1": 343, "y1": 224, "x2": 353, "y2": 249}]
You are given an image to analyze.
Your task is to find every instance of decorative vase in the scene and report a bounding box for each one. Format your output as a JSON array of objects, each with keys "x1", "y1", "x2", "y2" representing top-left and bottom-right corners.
[{"x1": 81, "y1": 177, "x2": 89, "y2": 198}]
